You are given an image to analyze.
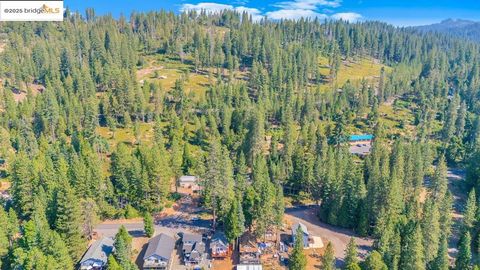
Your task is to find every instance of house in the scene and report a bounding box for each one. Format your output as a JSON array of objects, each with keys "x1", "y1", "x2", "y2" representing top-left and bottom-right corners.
[
  {"x1": 179, "y1": 176, "x2": 198, "y2": 188},
  {"x1": 349, "y1": 134, "x2": 374, "y2": 156},
  {"x1": 143, "y1": 233, "x2": 175, "y2": 270},
  {"x1": 211, "y1": 231, "x2": 231, "y2": 259},
  {"x1": 79, "y1": 237, "x2": 114, "y2": 270},
  {"x1": 182, "y1": 233, "x2": 206, "y2": 265},
  {"x1": 292, "y1": 222, "x2": 309, "y2": 248}
]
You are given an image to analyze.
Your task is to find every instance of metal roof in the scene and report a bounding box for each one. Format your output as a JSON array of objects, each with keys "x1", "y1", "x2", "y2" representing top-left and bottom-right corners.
[
  {"x1": 349, "y1": 134, "x2": 374, "y2": 141},
  {"x1": 292, "y1": 222, "x2": 309, "y2": 235},
  {"x1": 144, "y1": 233, "x2": 175, "y2": 260},
  {"x1": 179, "y1": 175, "x2": 197, "y2": 183}
]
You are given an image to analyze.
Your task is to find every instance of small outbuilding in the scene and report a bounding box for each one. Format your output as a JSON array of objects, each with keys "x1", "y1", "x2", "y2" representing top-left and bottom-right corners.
[
  {"x1": 179, "y1": 176, "x2": 198, "y2": 188},
  {"x1": 292, "y1": 222, "x2": 309, "y2": 248}
]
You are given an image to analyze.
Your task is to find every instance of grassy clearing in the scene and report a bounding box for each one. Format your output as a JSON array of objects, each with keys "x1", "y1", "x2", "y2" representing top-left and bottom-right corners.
[
  {"x1": 318, "y1": 56, "x2": 392, "y2": 92},
  {"x1": 137, "y1": 55, "x2": 213, "y2": 101},
  {"x1": 378, "y1": 99, "x2": 416, "y2": 138},
  {"x1": 96, "y1": 122, "x2": 155, "y2": 149}
]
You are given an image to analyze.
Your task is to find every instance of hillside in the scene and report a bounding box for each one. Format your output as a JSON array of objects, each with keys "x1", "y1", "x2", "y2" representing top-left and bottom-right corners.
[
  {"x1": 0, "y1": 9, "x2": 480, "y2": 270},
  {"x1": 415, "y1": 19, "x2": 480, "y2": 42}
]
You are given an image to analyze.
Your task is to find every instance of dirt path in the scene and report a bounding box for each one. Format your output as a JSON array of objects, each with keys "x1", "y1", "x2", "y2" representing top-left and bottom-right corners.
[
  {"x1": 446, "y1": 168, "x2": 467, "y2": 259},
  {"x1": 285, "y1": 205, "x2": 373, "y2": 267}
]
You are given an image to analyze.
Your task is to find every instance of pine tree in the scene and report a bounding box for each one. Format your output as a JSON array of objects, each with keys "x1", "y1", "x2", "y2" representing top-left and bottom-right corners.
[
  {"x1": 422, "y1": 197, "x2": 441, "y2": 264},
  {"x1": 463, "y1": 189, "x2": 477, "y2": 232},
  {"x1": 114, "y1": 225, "x2": 136, "y2": 269},
  {"x1": 225, "y1": 195, "x2": 245, "y2": 243},
  {"x1": 432, "y1": 235, "x2": 449, "y2": 270},
  {"x1": 144, "y1": 213, "x2": 154, "y2": 237},
  {"x1": 54, "y1": 183, "x2": 86, "y2": 261},
  {"x1": 399, "y1": 224, "x2": 425, "y2": 270},
  {"x1": 455, "y1": 231, "x2": 472, "y2": 270},
  {"x1": 290, "y1": 227, "x2": 307, "y2": 270},
  {"x1": 322, "y1": 241, "x2": 336, "y2": 270},
  {"x1": 107, "y1": 254, "x2": 122, "y2": 270},
  {"x1": 344, "y1": 237, "x2": 358, "y2": 268},
  {"x1": 0, "y1": 207, "x2": 8, "y2": 267},
  {"x1": 363, "y1": 251, "x2": 388, "y2": 270}
]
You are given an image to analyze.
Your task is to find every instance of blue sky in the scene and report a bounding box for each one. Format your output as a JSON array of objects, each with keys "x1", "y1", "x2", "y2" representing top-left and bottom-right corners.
[{"x1": 65, "y1": 0, "x2": 480, "y2": 26}]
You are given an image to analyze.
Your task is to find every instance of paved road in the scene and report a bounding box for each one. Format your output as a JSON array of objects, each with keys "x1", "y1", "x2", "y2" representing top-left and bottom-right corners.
[{"x1": 285, "y1": 205, "x2": 373, "y2": 267}]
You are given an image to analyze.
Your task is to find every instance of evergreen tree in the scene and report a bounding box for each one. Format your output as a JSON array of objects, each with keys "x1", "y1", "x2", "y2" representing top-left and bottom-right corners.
[
  {"x1": 456, "y1": 231, "x2": 472, "y2": 270},
  {"x1": 144, "y1": 213, "x2": 154, "y2": 238},
  {"x1": 54, "y1": 183, "x2": 86, "y2": 261},
  {"x1": 322, "y1": 241, "x2": 336, "y2": 270},
  {"x1": 225, "y1": 195, "x2": 245, "y2": 244},
  {"x1": 344, "y1": 238, "x2": 358, "y2": 268},
  {"x1": 363, "y1": 251, "x2": 388, "y2": 270},
  {"x1": 290, "y1": 227, "x2": 307, "y2": 270},
  {"x1": 463, "y1": 189, "x2": 477, "y2": 232},
  {"x1": 432, "y1": 235, "x2": 449, "y2": 270},
  {"x1": 107, "y1": 254, "x2": 122, "y2": 270}
]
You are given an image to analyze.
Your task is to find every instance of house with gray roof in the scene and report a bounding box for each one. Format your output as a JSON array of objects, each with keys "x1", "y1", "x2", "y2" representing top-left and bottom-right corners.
[
  {"x1": 143, "y1": 233, "x2": 175, "y2": 270},
  {"x1": 292, "y1": 222, "x2": 310, "y2": 248},
  {"x1": 182, "y1": 233, "x2": 206, "y2": 265},
  {"x1": 79, "y1": 237, "x2": 114, "y2": 270}
]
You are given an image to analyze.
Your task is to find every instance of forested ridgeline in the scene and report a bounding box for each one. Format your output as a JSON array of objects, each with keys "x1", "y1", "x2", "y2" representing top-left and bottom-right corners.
[{"x1": 0, "y1": 9, "x2": 480, "y2": 270}]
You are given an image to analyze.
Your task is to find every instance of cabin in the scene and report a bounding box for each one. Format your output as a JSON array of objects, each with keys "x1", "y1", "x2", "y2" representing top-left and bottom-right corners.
[
  {"x1": 348, "y1": 134, "x2": 374, "y2": 156},
  {"x1": 182, "y1": 233, "x2": 206, "y2": 265},
  {"x1": 179, "y1": 176, "x2": 200, "y2": 189},
  {"x1": 143, "y1": 233, "x2": 175, "y2": 270},
  {"x1": 79, "y1": 237, "x2": 114, "y2": 270},
  {"x1": 211, "y1": 231, "x2": 231, "y2": 259},
  {"x1": 292, "y1": 222, "x2": 309, "y2": 248}
]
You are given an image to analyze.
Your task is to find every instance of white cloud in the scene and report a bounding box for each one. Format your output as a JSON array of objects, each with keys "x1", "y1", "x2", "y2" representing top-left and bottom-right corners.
[
  {"x1": 275, "y1": 0, "x2": 342, "y2": 10},
  {"x1": 235, "y1": 6, "x2": 264, "y2": 21},
  {"x1": 181, "y1": 2, "x2": 233, "y2": 13},
  {"x1": 266, "y1": 9, "x2": 327, "y2": 20},
  {"x1": 331, "y1": 12, "x2": 362, "y2": 22},
  {"x1": 180, "y1": 2, "x2": 264, "y2": 21},
  {"x1": 180, "y1": 1, "x2": 361, "y2": 22}
]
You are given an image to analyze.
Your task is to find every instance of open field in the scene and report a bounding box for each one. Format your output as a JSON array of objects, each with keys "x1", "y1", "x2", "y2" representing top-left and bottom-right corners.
[{"x1": 318, "y1": 56, "x2": 392, "y2": 91}]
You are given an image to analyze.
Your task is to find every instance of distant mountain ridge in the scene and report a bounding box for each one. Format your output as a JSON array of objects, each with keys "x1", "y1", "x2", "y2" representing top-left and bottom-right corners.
[{"x1": 415, "y1": 19, "x2": 480, "y2": 42}]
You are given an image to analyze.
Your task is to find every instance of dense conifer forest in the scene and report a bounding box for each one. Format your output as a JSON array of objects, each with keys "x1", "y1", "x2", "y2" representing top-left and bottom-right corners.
[{"x1": 1, "y1": 8, "x2": 480, "y2": 270}]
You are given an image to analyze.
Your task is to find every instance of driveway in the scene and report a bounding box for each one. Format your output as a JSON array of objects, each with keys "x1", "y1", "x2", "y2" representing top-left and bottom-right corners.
[{"x1": 285, "y1": 205, "x2": 373, "y2": 267}]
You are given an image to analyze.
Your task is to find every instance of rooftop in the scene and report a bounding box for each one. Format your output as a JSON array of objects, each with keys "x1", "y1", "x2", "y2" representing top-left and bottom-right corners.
[
  {"x1": 292, "y1": 222, "x2": 309, "y2": 235},
  {"x1": 349, "y1": 134, "x2": 374, "y2": 141},
  {"x1": 80, "y1": 237, "x2": 114, "y2": 265},
  {"x1": 183, "y1": 233, "x2": 202, "y2": 243},
  {"x1": 144, "y1": 233, "x2": 175, "y2": 260},
  {"x1": 179, "y1": 175, "x2": 197, "y2": 183}
]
